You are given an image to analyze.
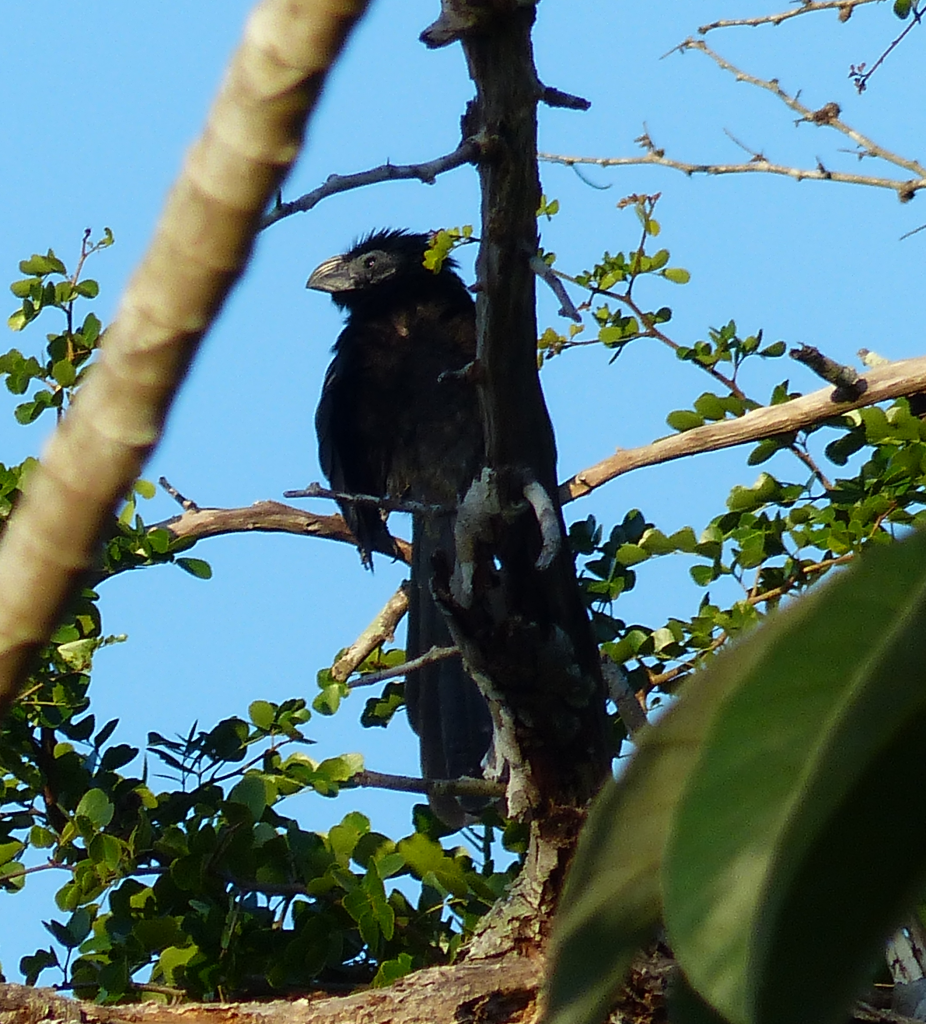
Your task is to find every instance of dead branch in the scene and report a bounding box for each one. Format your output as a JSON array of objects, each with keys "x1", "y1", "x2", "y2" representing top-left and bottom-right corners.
[
  {"x1": 261, "y1": 138, "x2": 482, "y2": 228},
  {"x1": 542, "y1": 37, "x2": 926, "y2": 203},
  {"x1": 540, "y1": 148, "x2": 926, "y2": 201},
  {"x1": 559, "y1": 354, "x2": 926, "y2": 503},
  {"x1": 0, "y1": 0, "x2": 372, "y2": 718},
  {"x1": 698, "y1": 0, "x2": 881, "y2": 33}
]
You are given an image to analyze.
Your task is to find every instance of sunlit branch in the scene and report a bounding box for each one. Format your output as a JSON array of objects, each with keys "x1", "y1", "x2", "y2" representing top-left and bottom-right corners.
[{"x1": 559, "y1": 354, "x2": 926, "y2": 503}]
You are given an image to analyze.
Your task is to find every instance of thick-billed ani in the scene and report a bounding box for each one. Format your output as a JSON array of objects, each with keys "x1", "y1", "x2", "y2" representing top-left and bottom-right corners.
[{"x1": 307, "y1": 229, "x2": 493, "y2": 826}]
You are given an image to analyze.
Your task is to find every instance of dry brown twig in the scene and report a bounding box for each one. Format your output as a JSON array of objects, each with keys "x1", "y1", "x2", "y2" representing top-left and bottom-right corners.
[
  {"x1": 698, "y1": 0, "x2": 882, "y2": 33},
  {"x1": 541, "y1": 38, "x2": 926, "y2": 203}
]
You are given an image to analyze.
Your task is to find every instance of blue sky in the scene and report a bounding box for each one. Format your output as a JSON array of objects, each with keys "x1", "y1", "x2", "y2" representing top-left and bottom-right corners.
[{"x1": 1, "y1": 0, "x2": 923, "y2": 981}]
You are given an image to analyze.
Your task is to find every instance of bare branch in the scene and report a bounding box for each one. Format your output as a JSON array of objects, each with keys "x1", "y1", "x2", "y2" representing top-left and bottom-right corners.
[
  {"x1": 332, "y1": 585, "x2": 412, "y2": 683},
  {"x1": 347, "y1": 643, "x2": 459, "y2": 689},
  {"x1": 530, "y1": 256, "x2": 581, "y2": 321},
  {"x1": 0, "y1": 0, "x2": 372, "y2": 716},
  {"x1": 542, "y1": 38, "x2": 926, "y2": 203},
  {"x1": 602, "y1": 657, "x2": 648, "y2": 737},
  {"x1": 539, "y1": 85, "x2": 591, "y2": 111},
  {"x1": 680, "y1": 38, "x2": 926, "y2": 179},
  {"x1": 158, "y1": 476, "x2": 199, "y2": 512},
  {"x1": 697, "y1": 0, "x2": 882, "y2": 34},
  {"x1": 352, "y1": 769, "x2": 506, "y2": 800},
  {"x1": 151, "y1": 499, "x2": 413, "y2": 562},
  {"x1": 559, "y1": 354, "x2": 926, "y2": 503},
  {"x1": 261, "y1": 138, "x2": 482, "y2": 228},
  {"x1": 541, "y1": 148, "x2": 926, "y2": 201},
  {"x1": 284, "y1": 481, "x2": 452, "y2": 517}
]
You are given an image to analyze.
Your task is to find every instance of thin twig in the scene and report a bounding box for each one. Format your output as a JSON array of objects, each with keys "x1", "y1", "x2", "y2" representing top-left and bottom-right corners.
[
  {"x1": 261, "y1": 138, "x2": 482, "y2": 228},
  {"x1": 697, "y1": 0, "x2": 882, "y2": 34},
  {"x1": 540, "y1": 150, "x2": 926, "y2": 203},
  {"x1": 158, "y1": 476, "x2": 199, "y2": 513},
  {"x1": 285, "y1": 481, "x2": 452, "y2": 517},
  {"x1": 347, "y1": 644, "x2": 460, "y2": 689}
]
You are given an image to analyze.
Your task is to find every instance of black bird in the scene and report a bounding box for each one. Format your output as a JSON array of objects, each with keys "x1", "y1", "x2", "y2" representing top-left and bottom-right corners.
[{"x1": 307, "y1": 229, "x2": 493, "y2": 826}]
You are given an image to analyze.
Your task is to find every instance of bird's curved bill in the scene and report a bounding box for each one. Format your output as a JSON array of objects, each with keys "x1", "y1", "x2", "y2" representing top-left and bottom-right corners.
[{"x1": 306, "y1": 255, "x2": 353, "y2": 293}]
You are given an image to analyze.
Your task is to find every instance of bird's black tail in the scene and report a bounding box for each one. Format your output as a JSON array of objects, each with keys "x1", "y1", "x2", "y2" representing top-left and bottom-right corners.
[{"x1": 404, "y1": 515, "x2": 493, "y2": 828}]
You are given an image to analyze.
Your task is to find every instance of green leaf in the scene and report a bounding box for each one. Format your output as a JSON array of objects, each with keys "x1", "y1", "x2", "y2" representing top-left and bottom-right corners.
[
  {"x1": 75, "y1": 789, "x2": 114, "y2": 831},
  {"x1": 667, "y1": 410, "x2": 705, "y2": 432},
  {"x1": 74, "y1": 279, "x2": 99, "y2": 298},
  {"x1": 51, "y1": 359, "x2": 75, "y2": 388},
  {"x1": 134, "y1": 477, "x2": 156, "y2": 499},
  {"x1": 894, "y1": 0, "x2": 913, "y2": 17},
  {"x1": 690, "y1": 564, "x2": 716, "y2": 587},
  {"x1": 249, "y1": 699, "x2": 276, "y2": 730},
  {"x1": 20, "y1": 252, "x2": 66, "y2": 276},
  {"x1": 545, "y1": 631, "x2": 736, "y2": 1024},
  {"x1": 663, "y1": 527, "x2": 926, "y2": 1024},
  {"x1": 662, "y1": 267, "x2": 691, "y2": 285},
  {"x1": 176, "y1": 557, "x2": 212, "y2": 579},
  {"x1": 228, "y1": 774, "x2": 275, "y2": 819},
  {"x1": 372, "y1": 952, "x2": 414, "y2": 988},
  {"x1": 616, "y1": 543, "x2": 649, "y2": 567}
]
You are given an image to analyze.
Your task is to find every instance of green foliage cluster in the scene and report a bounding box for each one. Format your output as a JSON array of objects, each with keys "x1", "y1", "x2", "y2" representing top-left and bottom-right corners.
[
  {"x1": 6, "y1": 199, "x2": 926, "y2": 1019},
  {"x1": 535, "y1": 196, "x2": 926, "y2": 1024},
  {"x1": 0, "y1": 240, "x2": 519, "y2": 1001}
]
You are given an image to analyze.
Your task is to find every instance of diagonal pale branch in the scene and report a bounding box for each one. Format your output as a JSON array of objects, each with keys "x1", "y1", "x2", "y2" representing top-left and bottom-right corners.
[
  {"x1": 0, "y1": 0, "x2": 371, "y2": 716},
  {"x1": 559, "y1": 354, "x2": 926, "y2": 503}
]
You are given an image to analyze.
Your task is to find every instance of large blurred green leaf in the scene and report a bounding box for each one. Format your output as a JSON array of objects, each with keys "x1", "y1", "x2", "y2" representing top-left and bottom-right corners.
[
  {"x1": 547, "y1": 527, "x2": 926, "y2": 1024},
  {"x1": 665, "y1": 525, "x2": 926, "y2": 1024}
]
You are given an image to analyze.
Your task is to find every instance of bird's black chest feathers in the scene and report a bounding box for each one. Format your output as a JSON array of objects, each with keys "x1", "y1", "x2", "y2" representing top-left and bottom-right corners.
[{"x1": 326, "y1": 284, "x2": 482, "y2": 507}]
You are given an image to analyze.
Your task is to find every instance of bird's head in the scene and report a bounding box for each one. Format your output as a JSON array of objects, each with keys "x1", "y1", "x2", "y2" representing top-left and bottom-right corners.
[{"x1": 306, "y1": 229, "x2": 455, "y2": 309}]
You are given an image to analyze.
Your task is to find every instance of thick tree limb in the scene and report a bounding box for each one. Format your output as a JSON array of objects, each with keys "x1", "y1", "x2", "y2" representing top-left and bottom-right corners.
[
  {"x1": 459, "y1": 3, "x2": 610, "y2": 822},
  {"x1": 559, "y1": 354, "x2": 926, "y2": 503},
  {"x1": 0, "y1": 0, "x2": 371, "y2": 716},
  {"x1": 0, "y1": 961, "x2": 544, "y2": 1024}
]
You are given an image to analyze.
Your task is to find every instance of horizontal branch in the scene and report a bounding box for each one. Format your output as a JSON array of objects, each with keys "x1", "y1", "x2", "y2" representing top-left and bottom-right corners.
[
  {"x1": 559, "y1": 354, "x2": 926, "y2": 503},
  {"x1": 352, "y1": 769, "x2": 506, "y2": 800},
  {"x1": 261, "y1": 138, "x2": 482, "y2": 228},
  {"x1": 539, "y1": 149, "x2": 926, "y2": 201},
  {"x1": 152, "y1": 500, "x2": 412, "y2": 564}
]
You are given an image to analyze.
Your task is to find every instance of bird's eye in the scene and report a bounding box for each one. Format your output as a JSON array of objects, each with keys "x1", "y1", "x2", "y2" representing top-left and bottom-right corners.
[{"x1": 363, "y1": 254, "x2": 377, "y2": 269}]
